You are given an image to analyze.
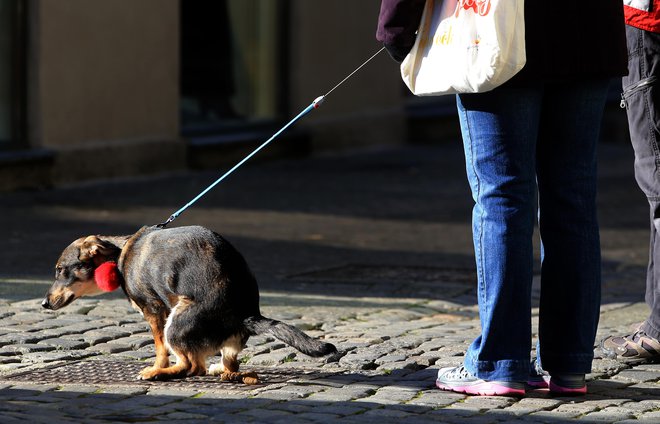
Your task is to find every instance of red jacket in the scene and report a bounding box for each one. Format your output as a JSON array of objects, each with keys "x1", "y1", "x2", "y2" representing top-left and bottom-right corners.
[{"x1": 625, "y1": 1, "x2": 660, "y2": 32}]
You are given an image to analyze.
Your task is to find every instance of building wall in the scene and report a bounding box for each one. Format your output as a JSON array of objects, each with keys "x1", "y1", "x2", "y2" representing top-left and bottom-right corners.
[
  {"x1": 7, "y1": 0, "x2": 409, "y2": 190},
  {"x1": 288, "y1": 0, "x2": 407, "y2": 151},
  {"x1": 27, "y1": 0, "x2": 183, "y2": 183}
]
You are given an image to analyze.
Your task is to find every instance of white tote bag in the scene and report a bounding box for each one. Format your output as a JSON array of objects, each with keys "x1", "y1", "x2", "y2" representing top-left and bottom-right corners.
[{"x1": 401, "y1": 0, "x2": 526, "y2": 96}]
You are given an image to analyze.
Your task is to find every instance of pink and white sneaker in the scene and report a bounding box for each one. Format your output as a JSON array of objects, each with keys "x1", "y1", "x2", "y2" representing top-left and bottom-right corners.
[
  {"x1": 548, "y1": 374, "x2": 587, "y2": 395},
  {"x1": 527, "y1": 360, "x2": 587, "y2": 395},
  {"x1": 436, "y1": 366, "x2": 525, "y2": 397}
]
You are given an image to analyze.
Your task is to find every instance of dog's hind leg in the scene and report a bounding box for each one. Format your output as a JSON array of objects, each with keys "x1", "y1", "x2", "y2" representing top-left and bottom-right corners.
[
  {"x1": 208, "y1": 334, "x2": 259, "y2": 384},
  {"x1": 207, "y1": 334, "x2": 242, "y2": 375},
  {"x1": 139, "y1": 297, "x2": 206, "y2": 381},
  {"x1": 186, "y1": 351, "x2": 207, "y2": 377}
]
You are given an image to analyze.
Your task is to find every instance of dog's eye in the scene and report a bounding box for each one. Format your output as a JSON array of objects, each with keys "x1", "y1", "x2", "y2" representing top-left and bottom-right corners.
[
  {"x1": 55, "y1": 266, "x2": 68, "y2": 279},
  {"x1": 75, "y1": 263, "x2": 93, "y2": 272}
]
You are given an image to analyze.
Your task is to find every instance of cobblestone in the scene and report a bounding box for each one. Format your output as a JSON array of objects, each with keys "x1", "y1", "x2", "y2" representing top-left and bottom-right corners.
[
  {"x1": 0, "y1": 308, "x2": 655, "y2": 424},
  {"x1": 0, "y1": 344, "x2": 56, "y2": 354},
  {"x1": 37, "y1": 338, "x2": 90, "y2": 350},
  {"x1": 583, "y1": 407, "x2": 637, "y2": 422},
  {"x1": 0, "y1": 144, "x2": 657, "y2": 422}
]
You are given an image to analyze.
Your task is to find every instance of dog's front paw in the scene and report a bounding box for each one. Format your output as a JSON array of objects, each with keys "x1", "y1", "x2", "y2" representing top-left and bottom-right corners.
[{"x1": 138, "y1": 366, "x2": 161, "y2": 381}]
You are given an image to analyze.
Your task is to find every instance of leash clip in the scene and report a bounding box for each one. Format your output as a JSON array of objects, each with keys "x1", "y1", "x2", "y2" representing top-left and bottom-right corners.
[{"x1": 156, "y1": 214, "x2": 176, "y2": 229}]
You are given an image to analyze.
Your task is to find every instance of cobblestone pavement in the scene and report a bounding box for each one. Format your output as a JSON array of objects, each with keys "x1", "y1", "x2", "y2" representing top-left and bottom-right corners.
[{"x1": 0, "y1": 144, "x2": 658, "y2": 423}]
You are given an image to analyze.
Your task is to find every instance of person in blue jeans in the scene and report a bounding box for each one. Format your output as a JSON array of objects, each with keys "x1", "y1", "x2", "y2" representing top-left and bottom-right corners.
[{"x1": 377, "y1": 0, "x2": 628, "y2": 396}]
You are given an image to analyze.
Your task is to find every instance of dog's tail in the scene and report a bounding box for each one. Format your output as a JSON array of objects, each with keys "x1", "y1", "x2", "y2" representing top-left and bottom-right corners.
[{"x1": 243, "y1": 316, "x2": 337, "y2": 357}]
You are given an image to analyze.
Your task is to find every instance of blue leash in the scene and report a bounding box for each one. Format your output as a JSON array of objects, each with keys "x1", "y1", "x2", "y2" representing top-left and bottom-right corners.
[{"x1": 158, "y1": 47, "x2": 385, "y2": 228}]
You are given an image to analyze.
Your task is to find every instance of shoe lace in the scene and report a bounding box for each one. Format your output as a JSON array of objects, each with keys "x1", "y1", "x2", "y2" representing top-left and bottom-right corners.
[
  {"x1": 449, "y1": 365, "x2": 472, "y2": 380},
  {"x1": 531, "y1": 359, "x2": 547, "y2": 377},
  {"x1": 631, "y1": 330, "x2": 647, "y2": 343}
]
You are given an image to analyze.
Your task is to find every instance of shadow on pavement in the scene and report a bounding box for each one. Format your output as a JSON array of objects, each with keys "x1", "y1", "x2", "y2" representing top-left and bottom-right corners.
[{"x1": 1, "y1": 373, "x2": 657, "y2": 423}]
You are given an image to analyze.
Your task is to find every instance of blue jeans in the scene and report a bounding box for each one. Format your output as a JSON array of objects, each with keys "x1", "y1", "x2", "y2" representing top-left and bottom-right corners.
[{"x1": 456, "y1": 79, "x2": 609, "y2": 381}]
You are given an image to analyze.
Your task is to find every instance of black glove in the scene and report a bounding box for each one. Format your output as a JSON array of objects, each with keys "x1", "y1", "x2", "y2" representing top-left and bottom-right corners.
[{"x1": 384, "y1": 42, "x2": 413, "y2": 63}]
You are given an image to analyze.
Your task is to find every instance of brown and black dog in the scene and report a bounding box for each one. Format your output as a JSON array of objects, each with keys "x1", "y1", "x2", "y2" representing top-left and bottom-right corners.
[{"x1": 42, "y1": 225, "x2": 336, "y2": 383}]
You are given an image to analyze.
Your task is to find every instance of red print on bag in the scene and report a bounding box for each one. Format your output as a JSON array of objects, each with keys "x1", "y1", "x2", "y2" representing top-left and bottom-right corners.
[{"x1": 455, "y1": 0, "x2": 492, "y2": 17}]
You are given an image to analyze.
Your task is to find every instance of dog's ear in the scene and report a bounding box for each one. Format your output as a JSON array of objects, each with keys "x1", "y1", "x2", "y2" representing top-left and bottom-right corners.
[{"x1": 79, "y1": 236, "x2": 120, "y2": 262}]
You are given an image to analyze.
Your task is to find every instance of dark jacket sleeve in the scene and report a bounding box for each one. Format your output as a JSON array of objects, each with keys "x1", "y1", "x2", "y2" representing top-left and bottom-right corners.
[
  {"x1": 376, "y1": 0, "x2": 425, "y2": 62},
  {"x1": 510, "y1": 0, "x2": 627, "y2": 84}
]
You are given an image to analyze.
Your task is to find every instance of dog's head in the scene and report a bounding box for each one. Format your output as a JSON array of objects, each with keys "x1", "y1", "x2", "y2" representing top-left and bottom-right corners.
[{"x1": 42, "y1": 236, "x2": 121, "y2": 310}]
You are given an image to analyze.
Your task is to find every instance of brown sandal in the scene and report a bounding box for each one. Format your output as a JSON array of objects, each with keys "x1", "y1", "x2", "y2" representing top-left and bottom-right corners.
[{"x1": 601, "y1": 329, "x2": 660, "y2": 363}]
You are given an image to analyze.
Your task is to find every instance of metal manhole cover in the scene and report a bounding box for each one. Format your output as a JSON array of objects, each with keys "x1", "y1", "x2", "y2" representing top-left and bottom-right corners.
[
  {"x1": 0, "y1": 360, "x2": 328, "y2": 391},
  {"x1": 289, "y1": 264, "x2": 478, "y2": 284}
]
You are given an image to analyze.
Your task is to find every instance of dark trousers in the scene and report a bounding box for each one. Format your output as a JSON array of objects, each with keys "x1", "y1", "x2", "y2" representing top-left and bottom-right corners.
[{"x1": 622, "y1": 25, "x2": 660, "y2": 340}]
